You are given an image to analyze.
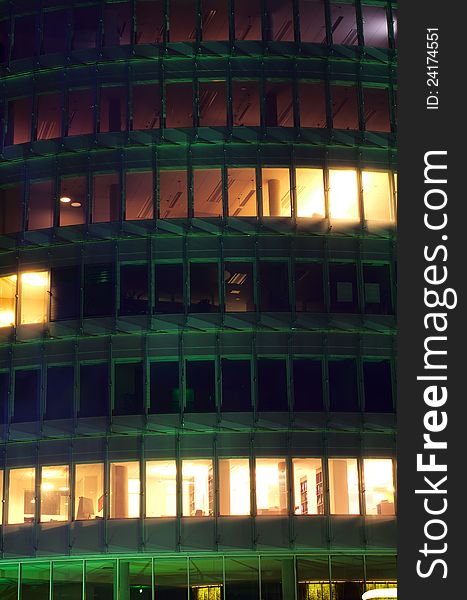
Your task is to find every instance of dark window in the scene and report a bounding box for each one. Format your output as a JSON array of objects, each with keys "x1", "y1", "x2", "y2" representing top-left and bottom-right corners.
[
  {"x1": 46, "y1": 366, "x2": 74, "y2": 420},
  {"x1": 150, "y1": 361, "x2": 180, "y2": 413},
  {"x1": 13, "y1": 370, "x2": 40, "y2": 423},
  {"x1": 72, "y1": 6, "x2": 98, "y2": 50},
  {"x1": 330, "y1": 2, "x2": 358, "y2": 45},
  {"x1": 328, "y1": 359, "x2": 359, "y2": 411},
  {"x1": 364, "y1": 87, "x2": 391, "y2": 133},
  {"x1": 6, "y1": 97, "x2": 32, "y2": 145},
  {"x1": 300, "y1": 0, "x2": 326, "y2": 43},
  {"x1": 295, "y1": 263, "x2": 324, "y2": 312},
  {"x1": 114, "y1": 362, "x2": 144, "y2": 415},
  {"x1": 136, "y1": 0, "x2": 164, "y2": 43},
  {"x1": 363, "y1": 264, "x2": 393, "y2": 315},
  {"x1": 201, "y1": 0, "x2": 229, "y2": 40},
  {"x1": 37, "y1": 93, "x2": 62, "y2": 140},
  {"x1": 120, "y1": 265, "x2": 148, "y2": 316},
  {"x1": 232, "y1": 80, "x2": 260, "y2": 126},
  {"x1": 199, "y1": 82, "x2": 227, "y2": 126},
  {"x1": 84, "y1": 264, "x2": 115, "y2": 318},
  {"x1": 169, "y1": 0, "x2": 196, "y2": 41},
  {"x1": 329, "y1": 263, "x2": 358, "y2": 313},
  {"x1": 363, "y1": 360, "x2": 393, "y2": 412},
  {"x1": 331, "y1": 85, "x2": 359, "y2": 130},
  {"x1": 0, "y1": 372, "x2": 9, "y2": 425},
  {"x1": 68, "y1": 89, "x2": 94, "y2": 136},
  {"x1": 59, "y1": 176, "x2": 86, "y2": 226},
  {"x1": 224, "y1": 262, "x2": 254, "y2": 312},
  {"x1": 259, "y1": 262, "x2": 290, "y2": 312},
  {"x1": 293, "y1": 359, "x2": 323, "y2": 410},
  {"x1": 264, "y1": 81, "x2": 293, "y2": 127},
  {"x1": 257, "y1": 358, "x2": 288, "y2": 411},
  {"x1": 186, "y1": 360, "x2": 216, "y2": 412},
  {"x1": 50, "y1": 266, "x2": 80, "y2": 321},
  {"x1": 12, "y1": 15, "x2": 36, "y2": 60},
  {"x1": 79, "y1": 364, "x2": 109, "y2": 417},
  {"x1": 362, "y1": 5, "x2": 389, "y2": 48},
  {"x1": 104, "y1": 2, "x2": 131, "y2": 47},
  {"x1": 165, "y1": 83, "x2": 193, "y2": 128},
  {"x1": 190, "y1": 263, "x2": 219, "y2": 312},
  {"x1": 155, "y1": 263, "x2": 184, "y2": 313},
  {"x1": 0, "y1": 19, "x2": 8, "y2": 63},
  {"x1": 267, "y1": 0, "x2": 294, "y2": 41},
  {"x1": 133, "y1": 84, "x2": 161, "y2": 130},
  {"x1": 299, "y1": 82, "x2": 327, "y2": 127},
  {"x1": 159, "y1": 170, "x2": 188, "y2": 218},
  {"x1": 0, "y1": 184, "x2": 23, "y2": 234},
  {"x1": 100, "y1": 87, "x2": 127, "y2": 133},
  {"x1": 42, "y1": 10, "x2": 68, "y2": 54},
  {"x1": 234, "y1": 0, "x2": 261, "y2": 40},
  {"x1": 93, "y1": 173, "x2": 121, "y2": 223},
  {"x1": 28, "y1": 180, "x2": 54, "y2": 231},
  {"x1": 193, "y1": 169, "x2": 223, "y2": 217},
  {"x1": 221, "y1": 359, "x2": 251, "y2": 411}
]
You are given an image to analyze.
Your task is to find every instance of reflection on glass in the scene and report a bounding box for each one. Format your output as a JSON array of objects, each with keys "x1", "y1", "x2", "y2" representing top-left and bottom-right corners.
[
  {"x1": 93, "y1": 173, "x2": 121, "y2": 222},
  {"x1": 261, "y1": 168, "x2": 291, "y2": 216},
  {"x1": 37, "y1": 93, "x2": 62, "y2": 140},
  {"x1": 362, "y1": 5, "x2": 389, "y2": 48},
  {"x1": 199, "y1": 82, "x2": 227, "y2": 126},
  {"x1": 28, "y1": 180, "x2": 54, "y2": 230},
  {"x1": 328, "y1": 458, "x2": 359, "y2": 514},
  {"x1": 363, "y1": 459, "x2": 395, "y2": 515},
  {"x1": 232, "y1": 81, "x2": 260, "y2": 126},
  {"x1": 0, "y1": 275, "x2": 16, "y2": 327},
  {"x1": 166, "y1": 83, "x2": 193, "y2": 127},
  {"x1": 293, "y1": 458, "x2": 323, "y2": 515},
  {"x1": 68, "y1": 89, "x2": 94, "y2": 136},
  {"x1": 234, "y1": 0, "x2": 262, "y2": 40},
  {"x1": 362, "y1": 171, "x2": 393, "y2": 222},
  {"x1": 125, "y1": 171, "x2": 153, "y2": 220},
  {"x1": 328, "y1": 169, "x2": 359, "y2": 220},
  {"x1": 146, "y1": 460, "x2": 177, "y2": 517},
  {"x1": 299, "y1": 0, "x2": 326, "y2": 43},
  {"x1": 331, "y1": 85, "x2": 359, "y2": 130},
  {"x1": 8, "y1": 467, "x2": 35, "y2": 524},
  {"x1": 159, "y1": 170, "x2": 188, "y2": 218},
  {"x1": 20, "y1": 563, "x2": 50, "y2": 600},
  {"x1": 20, "y1": 271, "x2": 49, "y2": 325},
  {"x1": 182, "y1": 459, "x2": 213, "y2": 516},
  {"x1": 264, "y1": 81, "x2": 293, "y2": 127},
  {"x1": 53, "y1": 561, "x2": 83, "y2": 599},
  {"x1": 110, "y1": 462, "x2": 141, "y2": 518},
  {"x1": 75, "y1": 463, "x2": 104, "y2": 520},
  {"x1": 219, "y1": 459, "x2": 250, "y2": 515},
  {"x1": 330, "y1": 2, "x2": 358, "y2": 45},
  {"x1": 40, "y1": 465, "x2": 69, "y2": 522},
  {"x1": 194, "y1": 169, "x2": 223, "y2": 217},
  {"x1": 227, "y1": 168, "x2": 257, "y2": 216},
  {"x1": 296, "y1": 168, "x2": 325, "y2": 218},
  {"x1": 224, "y1": 262, "x2": 254, "y2": 312},
  {"x1": 59, "y1": 177, "x2": 86, "y2": 226},
  {"x1": 86, "y1": 561, "x2": 115, "y2": 600},
  {"x1": 7, "y1": 97, "x2": 32, "y2": 145},
  {"x1": 133, "y1": 84, "x2": 161, "y2": 130},
  {"x1": 255, "y1": 458, "x2": 287, "y2": 515}
]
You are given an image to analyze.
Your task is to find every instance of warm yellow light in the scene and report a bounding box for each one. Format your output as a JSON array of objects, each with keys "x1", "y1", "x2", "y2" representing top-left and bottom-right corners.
[
  {"x1": 41, "y1": 482, "x2": 54, "y2": 491},
  {"x1": 362, "y1": 589, "x2": 397, "y2": 600},
  {"x1": 296, "y1": 168, "x2": 325, "y2": 218},
  {"x1": 21, "y1": 272, "x2": 49, "y2": 287},
  {"x1": 60, "y1": 196, "x2": 71, "y2": 203},
  {"x1": 71, "y1": 202, "x2": 82, "y2": 207},
  {"x1": 0, "y1": 310, "x2": 15, "y2": 327},
  {"x1": 20, "y1": 271, "x2": 49, "y2": 325},
  {"x1": 329, "y1": 169, "x2": 359, "y2": 220}
]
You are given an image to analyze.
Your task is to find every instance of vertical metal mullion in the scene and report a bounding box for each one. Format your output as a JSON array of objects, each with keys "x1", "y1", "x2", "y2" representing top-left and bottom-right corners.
[
  {"x1": 322, "y1": 333, "x2": 330, "y2": 412},
  {"x1": 323, "y1": 0, "x2": 332, "y2": 46},
  {"x1": 387, "y1": 2, "x2": 395, "y2": 51},
  {"x1": 49, "y1": 560, "x2": 53, "y2": 600},
  {"x1": 40, "y1": 342, "x2": 46, "y2": 436},
  {"x1": 21, "y1": 163, "x2": 29, "y2": 235},
  {"x1": 140, "y1": 435, "x2": 145, "y2": 550},
  {"x1": 82, "y1": 559, "x2": 86, "y2": 600},
  {"x1": 130, "y1": 0, "x2": 137, "y2": 47},
  {"x1": 34, "y1": 444, "x2": 40, "y2": 552},
  {"x1": 103, "y1": 437, "x2": 109, "y2": 547},
  {"x1": 354, "y1": 0, "x2": 364, "y2": 47},
  {"x1": 187, "y1": 147, "x2": 194, "y2": 219},
  {"x1": 228, "y1": 0, "x2": 234, "y2": 46},
  {"x1": 176, "y1": 433, "x2": 182, "y2": 549},
  {"x1": 17, "y1": 561, "x2": 21, "y2": 600}
]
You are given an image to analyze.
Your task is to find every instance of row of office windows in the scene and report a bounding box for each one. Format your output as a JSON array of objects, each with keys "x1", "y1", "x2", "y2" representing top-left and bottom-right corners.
[
  {"x1": 0, "y1": 457, "x2": 395, "y2": 524},
  {"x1": 0, "y1": 555, "x2": 396, "y2": 600},
  {"x1": 0, "y1": 0, "x2": 397, "y2": 63},
  {"x1": 0, "y1": 357, "x2": 394, "y2": 422},
  {"x1": 2, "y1": 81, "x2": 393, "y2": 147},
  {"x1": 0, "y1": 168, "x2": 397, "y2": 233},
  {"x1": 0, "y1": 259, "x2": 395, "y2": 327}
]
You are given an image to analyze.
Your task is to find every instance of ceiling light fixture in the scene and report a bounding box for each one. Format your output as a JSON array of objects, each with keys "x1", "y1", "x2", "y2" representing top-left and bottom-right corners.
[{"x1": 59, "y1": 196, "x2": 71, "y2": 203}]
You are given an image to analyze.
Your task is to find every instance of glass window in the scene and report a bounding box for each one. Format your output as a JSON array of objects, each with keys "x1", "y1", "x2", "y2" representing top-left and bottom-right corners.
[
  {"x1": 234, "y1": 0, "x2": 261, "y2": 40},
  {"x1": 363, "y1": 459, "x2": 395, "y2": 515},
  {"x1": 294, "y1": 263, "x2": 324, "y2": 312},
  {"x1": 159, "y1": 170, "x2": 188, "y2": 218},
  {"x1": 20, "y1": 563, "x2": 50, "y2": 600},
  {"x1": 259, "y1": 262, "x2": 290, "y2": 311},
  {"x1": 328, "y1": 169, "x2": 359, "y2": 221},
  {"x1": 0, "y1": 372, "x2": 9, "y2": 425},
  {"x1": 182, "y1": 459, "x2": 213, "y2": 516},
  {"x1": 362, "y1": 171, "x2": 393, "y2": 222},
  {"x1": 79, "y1": 363, "x2": 109, "y2": 418},
  {"x1": 20, "y1": 271, "x2": 49, "y2": 324},
  {"x1": 42, "y1": 10, "x2": 68, "y2": 54},
  {"x1": 331, "y1": 85, "x2": 359, "y2": 130},
  {"x1": 37, "y1": 93, "x2": 62, "y2": 140},
  {"x1": 100, "y1": 87, "x2": 127, "y2": 133},
  {"x1": 84, "y1": 263, "x2": 115, "y2": 317},
  {"x1": 186, "y1": 360, "x2": 216, "y2": 412},
  {"x1": 120, "y1": 264, "x2": 148, "y2": 316},
  {"x1": 0, "y1": 470, "x2": 3, "y2": 523},
  {"x1": 46, "y1": 366, "x2": 74, "y2": 420},
  {"x1": 0, "y1": 563, "x2": 19, "y2": 598},
  {"x1": 12, "y1": 15, "x2": 36, "y2": 60},
  {"x1": 257, "y1": 358, "x2": 288, "y2": 411},
  {"x1": 293, "y1": 458, "x2": 323, "y2": 515},
  {"x1": 232, "y1": 80, "x2": 260, "y2": 126},
  {"x1": 328, "y1": 359, "x2": 359, "y2": 411},
  {"x1": 296, "y1": 556, "x2": 330, "y2": 600},
  {"x1": 225, "y1": 557, "x2": 259, "y2": 600},
  {"x1": 293, "y1": 358, "x2": 323, "y2": 411},
  {"x1": 264, "y1": 81, "x2": 293, "y2": 127},
  {"x1": 201, "y1": 0, "x2": 229, "y2": 40},
  {"x1": 6, "y1": 97, "x2": 32, "y2": 145},
  {"x1": 0, "y1": 185, "x2": 23, "y2": 233},
  {"x1": 221, "y1": 358, "x2": 251, "y2": 411},
  {"x1": 166, "y1": 83, "x2": 193, "y2": 127},
  {"x1": 331, "y1": 556, "x2": 364, "y2": 600},
  {"x1": 199, "y1": 81, "x2": 227, "y2": 126},
  {"x1": 255, "y1": 458, "x2": 287, "y2": 515},
  {"x1": 146, "y1": 460, "x2": 177, "y2": 517},
  {"x1": 59, "y1": 176, "x2": 86, "y2": 226},
  {"x1": 40, "y1": 465, "x2": 69, "y2": 522},
  {"x1": 224, "y1": 261, "x2": 254, "y2": 312},
  {"x1": 28, "y1": 180, "x2": 54, "y2": 230},
  {"x1": 298, "y1": 82, "x2": 327, "y2": 128},
  {"x1": 267, "y1": 0, "x2": 294, "y2": 41},
  {"x1": 150, "y1": 361, "x2": 180, "y2": 413},
  {"x1": 8, "y1": 467, "x2": 35, "y2": 524},
  {"x1": 53, "y1": 561, "x2": 83, "y2": 599},
  {"x1": 104, "y1": 2, "x2": 131, "y2": 46},
  {"x1": 155, "y1": 263, "x2": 184, "y2": 313},
  {"x1": 136, "y1": 0, "x2": 164, "y2": 43},
  {"x1": 75, "y1": 463, "x2": 104, "y2": 520},
  {"x1": 227, "y1": 168, "x2": 257, "y2": 217},
  {"x1": 13, "y1": 369, "x2": 40, "y2": 422},
  {"x1": 329, "y1": 263, "x2": 358, "y2": 313},
  {"x1": 295, "y1": 168, "x2": 325, "y2": 218},
  {"x1": 328, "y1": 458, "x2": 359, "y2": 514},
  {"x1": 190, "y1": 558, "x2": 223, "y2": 600},
  {"x1": 110, "y1": 461, "x2": 141, "y2": 518},
  {"x1": 68, "y1": 88, "x2": 94, "y2": 136},
  {"x1": 190, "y1": 263, "x2": 219, "y2": 312},
  {"x1": 219, "y1": 458, "x2": 250, "y2": 515},
  {"x1": 330, "y1": 2, "x2": 358, "y2": 45},
  {"x1": 154, "y1": 558, "x2": 188, "y2": 597},
  {"x1": 122, "y1": 560, "x2": 153, "y2": 600},
  {"x1": 0, "y1": 275, "x2": 17, "y2": 327},
  {"x1": 0, "y1": 19, "x2": 8, "y2": 64},
  {"x1": 363, "y1": 264, "x2": 393, "y2": 315},
  {"x1": 193, "y1": 169, "x2": 223, "y2": 217},
  {"x1": 86, "y1": 561, "x2": 116, "y2": 600},
  {"x1": 364, "y1": 87, "x2": 391, "y2": 133},
  {"x1": 362, "y1": 5, "x2": 389, "y2": 48},
  {"x1": 392, "y1": 9, "x2": 397, "y2": 45},
  {"x1": 261, "y1": 168, "x2": 291, "y2": 217},
  {"x1": 72, "y1": 6, "x2": 98, "y2": 50},
  {"x1": 363, "y1": 360, "x2": 393, "y2": 413},
  {"x1": 133, "y1": 84, "x2": 161, "y2": 131},
  {"x1": 300, "y1": 0, "x2": 326, "y2": 43},
  {"x1": 169, "y1": 0, "x2": 196, "y2": 41},
  {"x1": 50, "y1": 265, "x2": 80, "y2": 321},
  {"x1": 125, "y1": 171, "x2": 154, "y2": 220},
  {"x1": 114, "y1": 362, "x2": 144, "y2": 415}
]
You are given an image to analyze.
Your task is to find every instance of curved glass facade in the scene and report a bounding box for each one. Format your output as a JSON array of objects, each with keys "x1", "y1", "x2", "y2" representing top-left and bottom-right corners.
[{"x1": 0, "y1": 0, "x2": 397, "y2": 597}]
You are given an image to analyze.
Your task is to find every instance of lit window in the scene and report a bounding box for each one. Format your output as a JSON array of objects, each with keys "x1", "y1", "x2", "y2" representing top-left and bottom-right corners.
[
  {"x1": 110, "y1": 462, "x2": 141, "y2": 518},
  {"x1": 328, "y1": 169, "x2": 359, "y2": 221},
  {"x1": 159, "y1": 170, "x2": 188, "y2": 218},
  {"x1": 182, "y1": 460, "x2": 213, "y2": 516},
  {"x1": 0, "y1": 470, "x2": 3, "y2": 524},
  {"x1": 292, "y1": 459, "x2": 323, "y2": 515},
  {"x1": 234, "y1": 0, "x2": 261, "y2": 40},
  {"x1": 199, "y1": 83, "x2": 227, "y2": 125},
  {"x1": 362, "y1": 171, "x2": 393, "y2": 223},
  {"x1": 224, "y1": 262, "x2": 254, "y2": 312},
  {"x1": 8, "y1": 467, "x2": 35, "y2": 524},
  {"x1": 20, "y1": 271, "x2": 49, "y2": 325},
  {"x1": 362, "y1": 5, "x2": 389, "y2": 48},
  {"x1": 299, "y1": 0, "x2": 325, "y2": 43},
  {"x1": 331, "y1": 85, "x2": 359, "y2": 130},
  {"x1": 0, "y1": 275, "x2": 17, "y2": 327},
  {"x1": 192, "y1": 585, "x2": 222, "y2": 600},
  {"x1": 37, "y1": 93, "x2": 62, "y2": 140},
  {"x1": 330, "y1": 2, "x2": 358, "y2": 45},
  {"x1": 232, "y1": 81, "x2": 260, "y2": 126},
  {"x1": 193, "y1": 169, "x2": 223, "y2": 217},
  {"x1": 255, "y1": 458, "x2": 287, "y2": 515},
  {"x1": 227, "y1": 168, "x2": 257, "y2": 217},
  {"x1": 40, "y1": 466, "x2": 69, "y2": 522},
  {"x1": 59, "y1": 176, "x2": 86, "y2": 226},
  {"x1": 6, "y1": 97, "x2": 32, "y2": 145},
  {"x1": 75, "y1": 464, "x2": 104, "y2": 520},
  {"x1": 261, "y1": 168, "x2": 291, "y2": 217},
  {"x1": 363, "y1": 459, "x2": 395, "y2": 515},
  {"x1": 219, "y1": 459, "x2": 250, "y2": 515},
  {"x1": 328, "y1": 458, "x2": 359, "y2": 514},
  {"x1": 295, "y1": 168, "x2": 325, "y2": 218},
  {"x1": 146, "y1": 460, "x2": 177, "y2": 517}
]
